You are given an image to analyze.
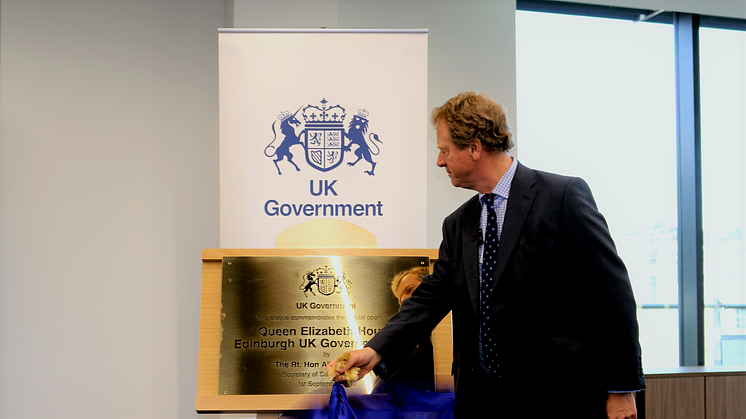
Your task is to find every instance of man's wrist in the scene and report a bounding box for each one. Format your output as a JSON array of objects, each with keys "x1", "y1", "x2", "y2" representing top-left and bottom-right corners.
[{"x1": 372, "y1": 361, "x2": 388, "y2": 378}]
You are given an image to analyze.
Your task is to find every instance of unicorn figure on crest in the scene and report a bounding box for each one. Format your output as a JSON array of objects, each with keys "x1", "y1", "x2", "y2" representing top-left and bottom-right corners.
[{"x1": 264, "y1": 108, "x2": 303, "y2": 175}]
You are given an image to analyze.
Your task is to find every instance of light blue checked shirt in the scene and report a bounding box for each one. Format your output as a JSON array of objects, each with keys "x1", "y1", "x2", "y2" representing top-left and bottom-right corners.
[{"x1": 478, "y1": 156, "x2": 517, "y2": 264}]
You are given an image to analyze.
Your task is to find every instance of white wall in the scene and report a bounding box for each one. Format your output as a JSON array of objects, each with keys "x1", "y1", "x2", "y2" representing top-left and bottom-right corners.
[
  {"x1": 1, "y1": 1, "x2": 223, "y2": 418},
  {"x1": 1, "y1": 1, "x2": 744, "y2": 419}
]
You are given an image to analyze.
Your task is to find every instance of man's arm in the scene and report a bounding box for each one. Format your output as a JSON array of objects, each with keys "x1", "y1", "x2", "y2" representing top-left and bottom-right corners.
[{"x1": 563, "y1": 177, "x2": 646, "y2": 391}]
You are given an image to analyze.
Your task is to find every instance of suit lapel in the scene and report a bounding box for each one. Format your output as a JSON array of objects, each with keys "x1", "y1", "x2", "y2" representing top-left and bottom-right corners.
[
  {"x1": 461, "y1": 196, "x2": 482, "y2": 317},
  {"x1": 491, "y1": 163, "x2": 537, "y2": 291}
]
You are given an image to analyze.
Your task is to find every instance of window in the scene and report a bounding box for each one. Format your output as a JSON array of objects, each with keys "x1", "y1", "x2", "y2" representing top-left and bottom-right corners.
[
  {"x1": 516, "y1": 8, "x2": 679, "y2": 369},
  {"x1": 518, "y1": 1, "x2": 746, "y2": 368},
  {"x1": 700, "y1": 25, "x2": 746, "y2": 366}
]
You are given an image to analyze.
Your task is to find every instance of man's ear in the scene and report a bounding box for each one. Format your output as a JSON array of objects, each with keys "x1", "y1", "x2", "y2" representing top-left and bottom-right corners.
[{"x1": 469, "y1": 139, "x2": 482, "y2": 161}]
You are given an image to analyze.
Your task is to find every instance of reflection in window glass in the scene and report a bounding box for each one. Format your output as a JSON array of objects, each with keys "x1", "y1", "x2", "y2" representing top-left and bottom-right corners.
[
  {"x1": 700, "y1": 27, "x2": 746, "y2": 367},
  {"x1": 516, "y1": 11, "x2": 678, "y2": 369}
]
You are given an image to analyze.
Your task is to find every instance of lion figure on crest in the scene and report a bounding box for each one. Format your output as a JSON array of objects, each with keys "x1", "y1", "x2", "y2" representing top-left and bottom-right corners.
[{"x1": 344, "y1": 112, "x2": 382, "y2": 176}]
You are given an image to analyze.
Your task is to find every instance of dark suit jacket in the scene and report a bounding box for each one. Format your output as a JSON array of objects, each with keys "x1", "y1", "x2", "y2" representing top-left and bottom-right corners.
[{"x1": 367, "y1": 162, "x2": 645, "y2": 404}]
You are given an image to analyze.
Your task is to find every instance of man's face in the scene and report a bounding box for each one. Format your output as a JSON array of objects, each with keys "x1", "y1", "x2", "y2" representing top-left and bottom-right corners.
[
  {"x1": 395, "y1": 273, "x2": 421, "y2": 305},
  {"x1": 436, "y1": 119, "x2": 477, "y2": 189}
]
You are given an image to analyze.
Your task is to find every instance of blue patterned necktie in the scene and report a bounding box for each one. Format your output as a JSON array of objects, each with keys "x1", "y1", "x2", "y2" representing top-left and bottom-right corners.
[{"x1": 481, "y1": 193, "x2": 499, "y2": 372}]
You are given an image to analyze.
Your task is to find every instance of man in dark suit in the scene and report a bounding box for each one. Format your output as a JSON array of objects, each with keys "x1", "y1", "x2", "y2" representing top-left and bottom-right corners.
[{"x1": 329, "y1": 92, "x2": 645, "y2": 418}]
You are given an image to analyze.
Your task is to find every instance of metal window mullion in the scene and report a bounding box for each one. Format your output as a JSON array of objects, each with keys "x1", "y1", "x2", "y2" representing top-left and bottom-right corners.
[{"x1": 674, "y1": 12, "x2": 705, "y2": 367}]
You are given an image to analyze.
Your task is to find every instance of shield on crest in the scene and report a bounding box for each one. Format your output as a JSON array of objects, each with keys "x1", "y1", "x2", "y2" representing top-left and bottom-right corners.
[
  {"x1": 300, "y1": 99, "x2": 347, "y2": 172},
  {"x1": 302, "y1": 125, "x2": 344, "y2": 172},
  {"x1": 314, "y1": 266, "x2": 338, "y2": 296}
]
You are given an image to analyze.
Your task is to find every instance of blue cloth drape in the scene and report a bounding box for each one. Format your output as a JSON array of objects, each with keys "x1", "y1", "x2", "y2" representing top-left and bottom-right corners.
[
  {"x1": 298, "y1": 382, "x2": 455, "y2": 419},
  {"x1": 327, "y1": 382, "x2": 358, "y2": 419}
]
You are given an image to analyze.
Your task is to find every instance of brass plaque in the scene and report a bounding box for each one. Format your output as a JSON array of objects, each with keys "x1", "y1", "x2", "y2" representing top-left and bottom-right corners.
[{"x1": 219, "y1": 255, "x2": 428, "y2": 395}]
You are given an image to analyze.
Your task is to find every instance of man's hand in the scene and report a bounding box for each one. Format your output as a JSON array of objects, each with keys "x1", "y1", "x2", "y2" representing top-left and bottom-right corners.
[
  {"x1": 326, "y1": 347, "x2": 382, "y2": 383},
  {"x1": 606, "y1": 393, "x2": 637, "y2": 419}
]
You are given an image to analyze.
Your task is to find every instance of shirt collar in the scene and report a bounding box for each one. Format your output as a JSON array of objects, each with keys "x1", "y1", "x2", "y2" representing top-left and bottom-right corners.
[{"x1": 480, "y1": 156, "x2": 517, "y2": 201}]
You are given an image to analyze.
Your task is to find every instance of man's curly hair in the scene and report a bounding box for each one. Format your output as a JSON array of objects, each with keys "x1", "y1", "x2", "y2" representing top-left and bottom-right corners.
[{"x1": 431, "y1": 92, "x2": 514, "y2": 153}]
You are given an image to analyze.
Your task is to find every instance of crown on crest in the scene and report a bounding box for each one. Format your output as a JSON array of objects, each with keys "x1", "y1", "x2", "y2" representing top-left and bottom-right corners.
[
  {"x1": 317, "y1": 265, "x2": 337, "y2": 279},
  {"x1": 302, "y1": 98, "x2": 346, "y2": 127}
]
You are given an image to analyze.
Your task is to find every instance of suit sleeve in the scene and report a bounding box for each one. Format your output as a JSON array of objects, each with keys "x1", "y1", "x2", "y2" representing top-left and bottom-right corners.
[
  {"x1": 562, "y1": 177, "x2": 645, "y2": 391},
  {"x1": 366, "y1": 220, "x2": 456, "y2": 378}
]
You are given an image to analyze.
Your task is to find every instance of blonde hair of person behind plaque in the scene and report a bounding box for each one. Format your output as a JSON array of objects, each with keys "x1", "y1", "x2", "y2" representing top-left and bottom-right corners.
[
  {"x1": 431, "y1": 91, "x2": 514, "y2": 152},
  {"x1": 390, "y1": 266, "x2": 430, "y2": 305}
]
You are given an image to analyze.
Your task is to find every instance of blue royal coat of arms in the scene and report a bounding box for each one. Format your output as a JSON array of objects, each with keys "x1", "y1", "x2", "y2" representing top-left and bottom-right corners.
[{"x1": 264, "y1": 98, "x2": 382, "y2": 176}]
